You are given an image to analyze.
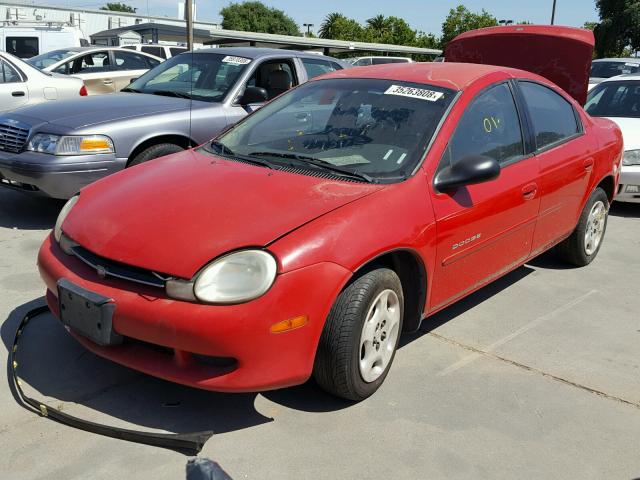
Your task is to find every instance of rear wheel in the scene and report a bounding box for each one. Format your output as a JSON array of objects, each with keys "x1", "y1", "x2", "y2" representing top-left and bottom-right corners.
[
  {"x1": 128, "y1": 143, "x2": 184, "y2": 167},
  {"x1": 556, "y1": 187, "x2": 609, "y2": 266},
  {"x1": 313, "y1": 268, "x2": 404, "y2": 401}
]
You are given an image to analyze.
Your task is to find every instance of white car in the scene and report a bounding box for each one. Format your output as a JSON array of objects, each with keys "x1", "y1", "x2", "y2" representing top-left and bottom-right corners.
[
  {"x1": 0, "y1": 51, "x2": 85, "y2": 113},
  {"x1": 26, "y1": 47, "x2": 162, "y2": 95},
  {"x1": 585, "y1": 73, "x2": 640, "y2": 203},
  {"x1": 589, "y1": 58, "x2": 640, "y2": 91}
]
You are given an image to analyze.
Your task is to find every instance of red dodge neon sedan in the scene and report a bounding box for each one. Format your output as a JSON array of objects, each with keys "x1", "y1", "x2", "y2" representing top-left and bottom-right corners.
[{"x1": 38, "y1": 26, "x2": 622, "y2": 400}]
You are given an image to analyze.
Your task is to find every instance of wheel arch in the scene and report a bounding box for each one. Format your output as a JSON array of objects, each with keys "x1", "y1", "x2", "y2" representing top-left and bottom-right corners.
[
  {"x1": 352, "y1": 248, "x2": 427, "y2": 333},
  {"x1": 596, "y1": 174, "x2": 616, "y2": 203},
  {"x1": 127, "y1": 134, "x2": 197, "y2": 166}
]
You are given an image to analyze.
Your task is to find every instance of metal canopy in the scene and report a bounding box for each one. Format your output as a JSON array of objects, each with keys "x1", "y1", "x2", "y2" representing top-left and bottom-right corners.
[{"x1": 90, "y1": 22, "x2": 212, "y2": 44}]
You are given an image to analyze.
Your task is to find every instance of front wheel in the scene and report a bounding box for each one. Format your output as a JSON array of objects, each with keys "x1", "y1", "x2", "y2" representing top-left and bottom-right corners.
[
  {"x1": 313, "y1": 268, "x2": 404, "y2": 401},
  {"x1": 556, "y1": 187, "x2": 609, "y2": 266},
  {"x1": 128, "y1": 143, "x2": 184, "y2": 167}
]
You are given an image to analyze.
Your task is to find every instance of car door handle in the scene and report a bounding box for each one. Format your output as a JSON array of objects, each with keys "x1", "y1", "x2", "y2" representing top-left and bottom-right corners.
[
  {"x1": 583, "y1": 158, "x2": 594, "y2": 171},
  {"x1": 522, "y1": 183, "x2": 538, "y2": 200},
  {"x1": 11, "y1": 91, "x2": 25, "y2": 97}
]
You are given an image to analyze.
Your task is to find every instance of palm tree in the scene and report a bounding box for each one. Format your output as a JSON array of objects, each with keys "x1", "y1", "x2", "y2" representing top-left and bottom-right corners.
[
  {"x1": 319, "y1": 12, "x2": 347, "y2": 39},
  {"x1": 366, "y1": 14, "x2": 389, "y2": 32}
]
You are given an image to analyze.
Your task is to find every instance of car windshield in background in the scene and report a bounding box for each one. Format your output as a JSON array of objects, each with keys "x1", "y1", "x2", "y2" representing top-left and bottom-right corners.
[
  {"x1": 585, "y1": 80, "x2": 640, "y2": 118},
  {"x1": 27, "y1": 49, "x2": 77, "y2": 69},
  {"x1": 207, "y1": 78, "x2": 455, "y2": 182},
  {"x1": 126, "y1": 53, "x2": 251, "y2": 103},
  {"x1": 590, "y1": 61, "x2": 640, "y2": 79}
]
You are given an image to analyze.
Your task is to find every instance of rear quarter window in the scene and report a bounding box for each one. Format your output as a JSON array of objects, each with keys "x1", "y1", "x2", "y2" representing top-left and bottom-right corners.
[
  {"x1": 301, "y1": 57, "x2": 341, "y2": 79},
  {"x1": 518, "y1": 81, "x2": 580, "y2": 150}
]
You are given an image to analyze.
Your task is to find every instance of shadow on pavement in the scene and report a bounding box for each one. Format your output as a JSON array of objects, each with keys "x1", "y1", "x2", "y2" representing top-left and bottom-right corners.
[
  {"x1": 0, "y1": 188, "x2": 64, "y2": 230},
  {"x1": 1, "y1": 298, "x2": 352, "y2": 446},
  {"x1": 609, "y1": 202, "x2": 640, "y2": 218}
]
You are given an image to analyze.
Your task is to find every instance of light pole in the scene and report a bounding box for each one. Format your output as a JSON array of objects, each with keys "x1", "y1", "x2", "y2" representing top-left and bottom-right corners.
[
  {"x1": 303, "y1": 23, "x2": 314, "y2": 37},
  {"x1": 551, "y1": 0, "x2": 557, "y2": 25},
  {"x1": 186, "y1": 0, "x2": 194, "y2": 51}
]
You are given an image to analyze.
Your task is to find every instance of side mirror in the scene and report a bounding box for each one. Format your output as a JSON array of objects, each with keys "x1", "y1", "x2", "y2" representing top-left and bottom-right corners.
[
  {"x1": 434, "y1": 154, "x2": 500, "y2": 192},
  {"x1": 238, "y1": 86, "x2": 268, "y2": 105}
]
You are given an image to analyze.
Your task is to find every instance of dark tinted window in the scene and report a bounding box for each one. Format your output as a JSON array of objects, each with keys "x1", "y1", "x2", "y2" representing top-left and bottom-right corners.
[
  {"x1": 442, "y1": 83, "x2": 524, "y2": 167},
  {"x1": 372, "y1": 57, "x2": 409, "y2": 65},
  {"x1": 591, "y1": 61, "x2": 640, "y2": 78},
  {"x1": 0, "y1": 60, "x2": 21, "y2": 83},
  {"x1": 5, "y1": 37, "x2": 38, "y2": 58},
  {"x1": 113, "y1": 50, "x2": 153, "y2": 70},
  {"x1": 519, "y1": 81, "x2": 579, "y2": 149},
  {"x1": 141, "y1": 46, "x2": 166, "y2": 59},
  {"x1": 170, "y1": 47, "x2": 187, "y2": 57},
  {"x1": 122, "y1": 45, "x2": 136, "y2": 50},
  {"x1": 301, "y1": 57, "x2": 341, "y2": 79},
  {"x1": 585, "y1": 80, "x2": 640, "y2": 119}
]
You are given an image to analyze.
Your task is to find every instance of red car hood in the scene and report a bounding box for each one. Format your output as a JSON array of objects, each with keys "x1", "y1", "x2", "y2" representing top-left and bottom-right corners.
[
  {"x1": 63, "y1": 149, "x2": 383, "y2": 278},
  {"x1": 445, "y1": 25, "x2": 594, "y2": 105}
]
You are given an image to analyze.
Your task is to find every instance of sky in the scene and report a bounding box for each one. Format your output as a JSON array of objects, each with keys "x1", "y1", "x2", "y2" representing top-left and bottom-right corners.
[{"x1": 37, "y1": 0, "x2": 600, "y2": 35}]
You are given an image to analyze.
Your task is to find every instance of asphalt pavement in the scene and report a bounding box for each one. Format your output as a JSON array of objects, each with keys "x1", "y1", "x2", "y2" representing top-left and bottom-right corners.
[{"x1": 0, "y1": 186, "x2": 638, "y2": 479}]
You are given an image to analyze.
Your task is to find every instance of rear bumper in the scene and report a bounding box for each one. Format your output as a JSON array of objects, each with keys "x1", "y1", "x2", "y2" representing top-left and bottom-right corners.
[
  {"x1": 37, "y1": 235, "x2": 351, "y2": 392},
  {"x1": 0, "y1": 150, "x2": 125, "y2": 199},
  {"x1": 615, "y1": 165, "x2": 640, "y2": 203}
]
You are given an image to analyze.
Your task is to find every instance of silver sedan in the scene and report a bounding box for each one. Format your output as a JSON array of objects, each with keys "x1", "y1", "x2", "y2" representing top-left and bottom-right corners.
[{"x1": 0, "y1": 51, "x2": 85, "y2": 113}]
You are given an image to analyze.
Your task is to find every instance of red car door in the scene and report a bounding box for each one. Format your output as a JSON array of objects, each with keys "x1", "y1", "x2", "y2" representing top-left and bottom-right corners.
[
  {"x1": 428, "y1": 82, "x2": 540, "y2": 311},
  {"x1": 516, "y1": 80, "x2": 597, "y2": 254}
]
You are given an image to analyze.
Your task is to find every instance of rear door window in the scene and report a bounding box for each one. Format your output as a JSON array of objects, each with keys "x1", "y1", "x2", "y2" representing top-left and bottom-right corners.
[
  {"x1": 441, "y1": 82, "x2": 524, "y2": 168},
  {"x1": 518, "y1": 81, "x2": 580, "y2": 150},
  {"x1": 141, "y1": 46, "x2": 166, "y2": 59},
  {"x1": 113, "y1": 50, "x2": 155, "y2": 70},
  {"x1": 301, "y1": 57, "x2": 342, "y2": 79},
  {"x1": 0, "y1": 60, "x2": 22, "y2": 83},
  {"x1": 5, "y1": 37, "x2": 39, "y2": 58}
]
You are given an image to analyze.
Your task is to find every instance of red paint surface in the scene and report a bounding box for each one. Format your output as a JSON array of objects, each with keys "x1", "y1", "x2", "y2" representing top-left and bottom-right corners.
[{"x1": 38, "y1": 42, "x2": 622, "y2": 392}]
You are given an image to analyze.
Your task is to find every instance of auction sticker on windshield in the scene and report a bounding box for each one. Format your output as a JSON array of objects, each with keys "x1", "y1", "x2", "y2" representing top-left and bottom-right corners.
[
  {"x1": 384, "y1": 85, "x2": 444, "y2": 102},
  {"x1": 222, "y1": 56, "x2": 252, "y2": 65}
]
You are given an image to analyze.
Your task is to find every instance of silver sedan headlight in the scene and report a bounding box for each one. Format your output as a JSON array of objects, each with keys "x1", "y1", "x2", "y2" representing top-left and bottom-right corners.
[
  {"x1": 622, "y1": 149, "x2": 640, "y2": 166},
  {"x1": 28, "y1": 134, "x2": 114, "y2": 155},
  {"x1": 54, "y1": 195, "x2": 79, "y2": 243},
  {"x1": 191, "y1": 250, "x2": 277, "y2": 304}
]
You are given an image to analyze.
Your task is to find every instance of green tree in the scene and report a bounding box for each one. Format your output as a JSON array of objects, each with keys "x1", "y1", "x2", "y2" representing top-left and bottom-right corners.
[
  {"x1": 441, "y1": 5, "x2": 498, "y2": 47},
  {"x1": 592, "y1": 0, "x2": 640, "y2": 57},
  {"x1": 100, "y1": 2, "x2": 136, "y2": 13},
  {"x1": 220, "y1": 1, "x2": 301, "y2": 36},
  {"x1": 318, "y1": 12, "x2": 363, "y2": 40}
]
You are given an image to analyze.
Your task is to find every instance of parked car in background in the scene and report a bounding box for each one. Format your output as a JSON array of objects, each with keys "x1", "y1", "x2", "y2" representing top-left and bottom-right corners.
[
  {"x1": 26, "y1": 47, "x2": 162, "y2": 94},
  {"x1": 0, "y1": 24, "x2": 88, "y2": 58},
  {"x1": 586, "y1": 73, "x2": 640, "y2": 203},
  {"x1": 0, "y1": 51, "x2": 86, "y2": 113},
  {"x1": 122, "y1": 43, "x2": 188, "y2": 60},
  {"x1": 37, "y1": 26, "x2": 621, "y2": 401},
  {"x1": 0, "y1": 47, "x2": 346, "y2": 198},
  {"x1": 589, "y1": 58, "x2": 640, "y2": 90},
  {"x1": 348, "y1": 56, "x2": 413, "y2": 66}
]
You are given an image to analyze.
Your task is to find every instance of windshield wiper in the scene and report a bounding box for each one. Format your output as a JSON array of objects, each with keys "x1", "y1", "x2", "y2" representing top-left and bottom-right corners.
[
  {"x1": 249, "y1": 151, "x2": 375, "y2": 183},
  {"x1": 151, "y1": 90, "x2": 193, "y2": 99},
  {"x1": 210, "y1": 142, "x2": 275, "y2": 169},
  {"x1": 121, "y1": 87, "x2": 142, "y2": 93}
]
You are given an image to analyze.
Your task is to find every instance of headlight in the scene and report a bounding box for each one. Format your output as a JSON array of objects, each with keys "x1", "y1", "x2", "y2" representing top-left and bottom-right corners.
[
  {"x1": 192, "y1": 250, "x2": 277, "y2": 304},
  {"x1": 54, "y1": 195, "x2": 79, "y2": 243},
  {"x1": 28, "y1": 134, "x2": 114, "y2": 155},
  {"x1": 622, "y1": 149, "x2": 640, "y2": 166}
]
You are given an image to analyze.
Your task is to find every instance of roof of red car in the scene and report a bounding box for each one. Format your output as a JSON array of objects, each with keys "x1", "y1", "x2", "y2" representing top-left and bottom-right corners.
[{"x1": 321, "y1": 62, "x2": 533, "y2": 91}]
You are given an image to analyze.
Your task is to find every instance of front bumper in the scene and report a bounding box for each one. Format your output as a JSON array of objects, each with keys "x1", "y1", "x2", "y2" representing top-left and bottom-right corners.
[
  {"x1": 0, "y1": 150, "x2": 125, "y2": 199},
  {"x1": 615, "y1": 165, "x2": 640, "y2": 203},
  {"x1": 38, "y1": 235, "x2": 351, "y2": 392}
]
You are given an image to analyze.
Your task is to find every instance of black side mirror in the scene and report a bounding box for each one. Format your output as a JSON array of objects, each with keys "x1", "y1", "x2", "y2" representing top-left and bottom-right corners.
[
  {"x1": 434, "y1": 154, "x2": 500, "y2": 191},
  {"x1": 239, "y1": 86, "x2": 268, "y2": 105}
]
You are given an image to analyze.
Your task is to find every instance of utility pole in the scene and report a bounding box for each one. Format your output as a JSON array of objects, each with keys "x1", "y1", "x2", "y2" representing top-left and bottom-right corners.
[
  {"x1": 303, "y1": 23, "x2": 314, "y2": 37},
  {"x1": 186, "y1": 0, "x2": 194, "y2": 51},
  {"x1": 551, "y1": 0, "x2": 557, "y2": 25}
]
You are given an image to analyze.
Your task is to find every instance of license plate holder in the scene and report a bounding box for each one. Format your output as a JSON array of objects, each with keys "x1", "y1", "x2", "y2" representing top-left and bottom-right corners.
[{"x1": 57, "y1": 278, "x2": 122, "y2": 346}]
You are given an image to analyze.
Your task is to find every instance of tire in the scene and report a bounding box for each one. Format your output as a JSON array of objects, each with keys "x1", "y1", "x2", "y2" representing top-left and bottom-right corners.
[
  {"x1": 128, "y1": 143, "x2": 185, "y2": 167},
  {"x1": 556, "y1": 187, "x2": 609, "y2": 266},
  {"x1": 313, "y1": 268, "x2": 404, "y2": 401}
]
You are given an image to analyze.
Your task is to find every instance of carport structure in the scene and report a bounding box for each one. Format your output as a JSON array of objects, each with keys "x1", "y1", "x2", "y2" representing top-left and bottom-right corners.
[{"x1": 90, "y1": 22, "x2": 213, "y2": 46}]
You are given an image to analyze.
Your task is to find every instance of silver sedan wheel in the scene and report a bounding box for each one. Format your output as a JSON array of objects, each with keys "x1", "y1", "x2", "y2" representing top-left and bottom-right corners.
[
  {"x1": 359, "y1": 289, "x2": 401, "y2": 383},
  {"x1": 584, "y1": 200, "x2": 607, "y2": 256}
]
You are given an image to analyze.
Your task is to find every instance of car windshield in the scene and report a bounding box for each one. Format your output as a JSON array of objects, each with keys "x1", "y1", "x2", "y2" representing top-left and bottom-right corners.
[
  {"x1": 125, "y1": 52, "x2": 251, "y2": 103},
  {"x1": 206, "y1": 78, "x2": 456, "y2": 182},
  {"x1": 585, "y1": 80, "x2": 640, "y2": 118},
  {"x1": 26, "y1": 49, "x2": 77, "y2": 69},
  {"x1": 590, "y1": 61, "x2": 640, "y2": 79}
]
